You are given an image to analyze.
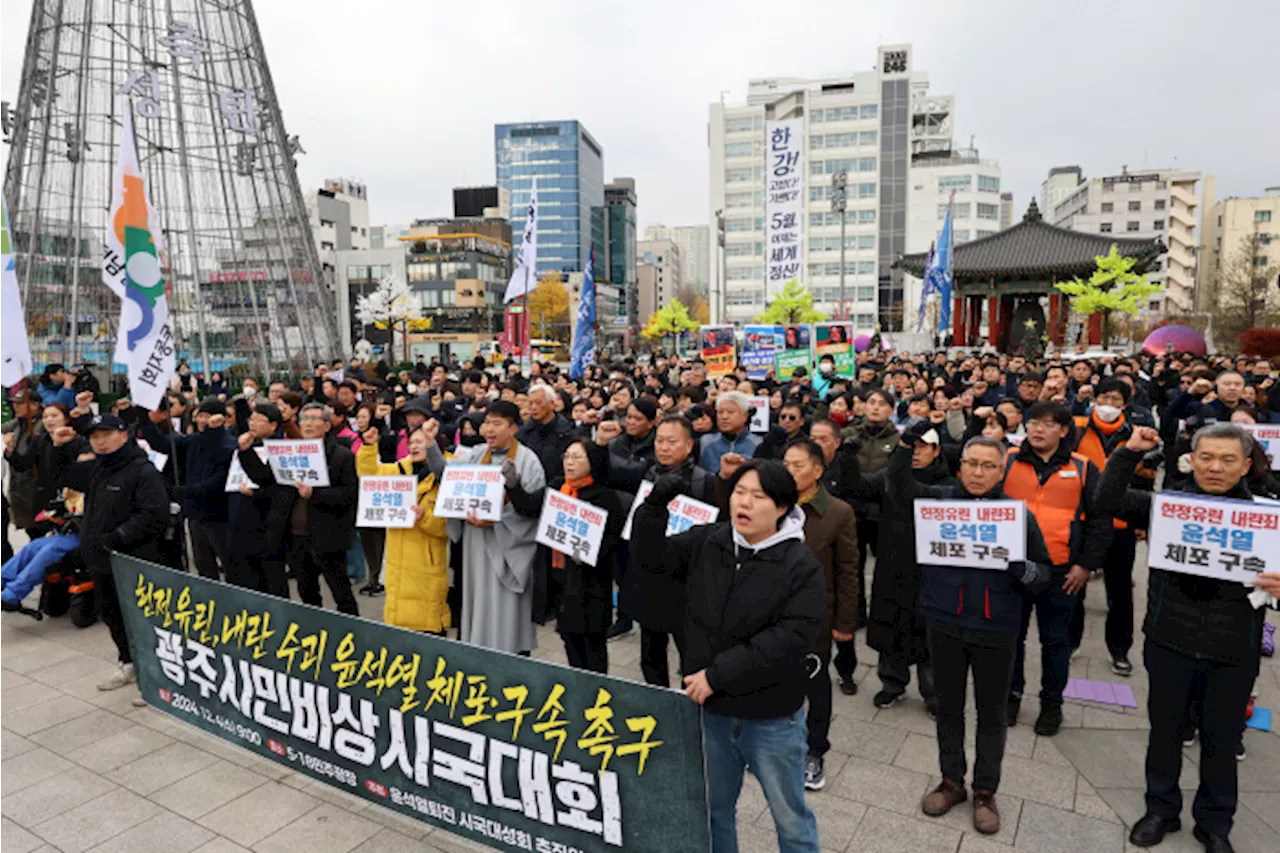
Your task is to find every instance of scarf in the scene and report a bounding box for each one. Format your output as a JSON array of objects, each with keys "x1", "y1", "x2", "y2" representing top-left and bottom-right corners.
[
  {"x1": 1090, "y1": 411, "x2": 1127, "y2": 436},
  {"x1": 651, "y1": 455, "x2": 695, "y2": 483},
  {"x1": 551, "y1": 476, "x2": 594, "y2": 568},
  {"x1": 481, "y1": 439, "x2": 520, "y2": 465}
]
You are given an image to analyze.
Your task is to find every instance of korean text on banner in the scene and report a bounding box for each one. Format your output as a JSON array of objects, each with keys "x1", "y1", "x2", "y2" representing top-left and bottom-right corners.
[
  {"x1": 815, "y1": 323, "x2": 855, "y2": 377},
  {"x1": 698, "y1": 325, "x2": 736, "y2": 377},
  {"x1": 741, "y1": 325, "x2": 783, "y2": 381},
  {"x1": 1146, "y1": 492, "x2": 1279, "y2": 582},
  {"x1": 1240, "y1": 424, "x2": 1280, "y2": 472},
  {"x1": 774, "y1": 324, "x2": 812, "y2": 381},
  {"x1": 358, "y1": 475, "x2": 418, "y2": 529},
  {"x1": 764, "y1": 118, "x2": 804, "y2": 300},
  {"x1": 226, "y1": 448, "x2": 269, "y2": 492},
  {"x1": 914, "y1": 499, "x2": 1026, "y2": 570},
  {"x1": 434, "y1": 465, "x2": 504, "y2": 522},
  {"x1": 112, "y1": 554, "x2": 709, "y2": 853},
  {"x1": 264, "y1": 439, "x2": 331, "y2": 487},
  {"x1": 747, "y1": 397, "x2": 769, "y2": 433},
  {"x1": 620, "y1": 480, "x2": 720, "y2": 540},
  {"x1": 537, "y1": 490, "x2": 608, "y2": 567}
]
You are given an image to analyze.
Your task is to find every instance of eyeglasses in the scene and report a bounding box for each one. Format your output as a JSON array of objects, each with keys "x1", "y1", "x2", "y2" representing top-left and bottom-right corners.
[
  {"x1": 779, "y1": 414, "x2": 801, "y2": 421},
  {"x1": 563, "y1": 453, "x2": 589, "y2": 462},
  {"x1": 960, "y1": 459, "x2": 1003, "y2": 472}
]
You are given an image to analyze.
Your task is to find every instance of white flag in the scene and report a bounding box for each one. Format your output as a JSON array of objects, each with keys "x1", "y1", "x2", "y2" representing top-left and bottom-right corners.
[
  {"x1": 105, "y1": 106, "x2": 174, "y2": 410},
  {"x1": 1, "y1": 193, "x2": 33, "y2": 388},
  {"x1": 503, "y1": 177, "x2": 538, "y2": 304}
]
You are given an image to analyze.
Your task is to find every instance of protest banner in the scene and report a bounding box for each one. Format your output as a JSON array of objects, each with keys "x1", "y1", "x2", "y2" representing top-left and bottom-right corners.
[
  {"x1": 537, "y1": 490, "x2": 608, "y2": 567},
  {"x1": 746, "y1": 396, "x2": 769, "y2": 433},
  {"x1": 774, "y1": 324, "x2": 811, "y2": 381},
  {"x1": 357, "y1": 475, "x2": 418, "y2": 529},
  {"x1": 1240, "y1": 423, "x2": 1280, "y2": 471},
  {"x1": 815, "y1": 322, "x2": 855, "y2": 377},
  {"x1": 1145, "y1": 492, "x2": 1278, "y2": 582},
  {"x1": 914, "y1": 499, "x2": 1026, "y2": 570},
  {"x1": 264, "y1": 439, "x2": 331, "y2": 487},
  {"x1": 764, "y1": 117, "x2": 804, "y2": 298},
  {"x1": 434, "y1": 464, "x2": 504, "y2": 522},
  {"x1": 225, "y1": 447, "x2": 269, "y2": 492},
  {"x1": 112, "y1": 555, "x2": 709, "y2": 853},
  {"x1": 136, "y1": 439, "x2": 168, "y2": 473},
  {"x1": 741, "y1": 325, "x2": 783, "y2": 381},
  {"x1": 699, "y1": 325, "x2": 736, "y2": 377},
  {"x1": 620, "y1": 480, "x2": 720, "y2": 540}
]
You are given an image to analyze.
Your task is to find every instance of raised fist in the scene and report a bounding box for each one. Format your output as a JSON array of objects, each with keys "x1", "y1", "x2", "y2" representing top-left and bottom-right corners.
[
  {"x1": 74, "y1": 391, "x2": 94, "y2": 411},
  {"x1": 52, "y1": 426, "x2": 78, "y2": 446},
  {"x1": 238, "y1": 431, "x2": 255, "y2": 451}
]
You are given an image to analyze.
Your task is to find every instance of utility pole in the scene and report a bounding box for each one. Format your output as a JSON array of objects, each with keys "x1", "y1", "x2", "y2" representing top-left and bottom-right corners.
[
  {"x1": 831, "y1": 171, "x2": 848, "y2": 320},
  {"x1": 714, "y1": 209, "x2": 725, "y2": 324}
]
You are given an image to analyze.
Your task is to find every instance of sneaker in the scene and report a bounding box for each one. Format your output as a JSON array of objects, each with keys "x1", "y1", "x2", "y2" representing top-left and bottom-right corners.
[
  {"x1": 1236, "y1": 740, "x2": 1246, "y2": 762},
  {"x1": 872, "y1": 690, "x2": 903, "y2": 709},
  {"x1": 360, "y1": 582, "x2": 385, "y2": 597},
  {"x1": 1006, "y1": 694, "x2": 1021, "y2": 727},
  {"x1": 1110, "y1": 651, "x2": 1134, "y2": 677},
  {"x1": 921, "y1": 779, "x2": 967, "y2": 816},
  {"x1": 1034, "y1": 703, "x2": 1064, "y2": 737},
  {"x1": 804, "y1": 754, "x2": 826, "y2": 791},
  {"x1": 838, "y1": 673, "x2": 858, "y2": 696},
  {"x1": 97, "y1": 663, "x2": 137, "y2": 691},
  {"x1": 605, "y1": 617, "x2": 633, "y2": 641},
  {"x1": 1180, "y1": 727, "x2": 1197, "y2": 747},
  {"x1": 1070, "y1": 646, "x2": 1081, "y2": 661},
  {"x1": 972, "y1": 790, "x2": 1000, "y2": 835}
]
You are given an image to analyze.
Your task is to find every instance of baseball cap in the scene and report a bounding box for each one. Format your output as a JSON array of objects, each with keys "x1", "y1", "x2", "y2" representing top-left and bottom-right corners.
[
  {"x1": 10, "y1": 387, "x2": 40, "y2": 405},
  {"x1": 87, "y1": 414, "x2": 127, "y2": 433}
]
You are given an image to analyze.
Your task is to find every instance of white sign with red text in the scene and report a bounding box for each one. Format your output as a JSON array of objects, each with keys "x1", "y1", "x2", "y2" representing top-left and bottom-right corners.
[
  {"x1": 434, "y1": 464, "x2": 504, "y2": 522},
  {"x1": 1240, "y1": 423, "x2": 1280, "y2": 471},
  {"x1": 620, "y1": 480, "x2": 721, "y2": 540},
  {"x1": 1146, "y1": 492, "x2": 1278, "y2": 582},
  {"x1": 263, "y1": 439, "x2": 330, "y2": 487},
  {"x1": 357, "y1": 475, "x2": 418, "y2": 528},
  {"x1": 747, "y1": 397, "x2": 769, "y2": 433},
  {"x1": 914, "y1": 499, "x2": 1026, "y2": 570},
  {"x1": 537, "y1": 490, "x2": 608, "y2": 566},
  {"x1": 225, "y1": 447, "x2": 269, "y2": 492}
]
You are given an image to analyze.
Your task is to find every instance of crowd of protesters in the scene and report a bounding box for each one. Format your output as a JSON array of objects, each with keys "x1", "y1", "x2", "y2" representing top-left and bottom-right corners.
[{"x1": 3, "y1": 343, "x2": 1279, "y2": 853}]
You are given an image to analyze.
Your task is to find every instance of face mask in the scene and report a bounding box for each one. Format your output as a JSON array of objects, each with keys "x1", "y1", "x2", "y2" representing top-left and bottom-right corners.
[
  {"x1": 831, "y1": 410, "x2": 853, "y2": 427},
  {"x1": 243, "y1": 386, "x2": 256, "y2": 398},
  {"x1": 820, "y1": 363, "x2": 834, "y2": 375},
  {"x1": 1094, "y1": 405, "x2": 1121, "y2": 423}
]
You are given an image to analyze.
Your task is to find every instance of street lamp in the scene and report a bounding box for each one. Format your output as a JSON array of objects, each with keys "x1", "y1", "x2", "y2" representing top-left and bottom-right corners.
[
  {"x1": 831, "y1": 171, "x2": 848, "y2": 320},
  {"x1": 715, "y1": 209, "x2": 726, "y2": 323}
]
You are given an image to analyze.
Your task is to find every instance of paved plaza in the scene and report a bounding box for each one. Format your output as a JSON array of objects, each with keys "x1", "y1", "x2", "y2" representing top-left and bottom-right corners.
[{"x1": 2, "y1": 547, "x2": 1277, "y2": 853}]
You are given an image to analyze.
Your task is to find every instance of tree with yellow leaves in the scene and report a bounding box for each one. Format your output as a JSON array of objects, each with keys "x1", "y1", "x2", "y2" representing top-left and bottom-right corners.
[
  {"x1": 642, "y1": 299, "x2": 700, "y2": 352},
  {"x1": 527, "y1": 274, "x2": 571, "y2": 343}
]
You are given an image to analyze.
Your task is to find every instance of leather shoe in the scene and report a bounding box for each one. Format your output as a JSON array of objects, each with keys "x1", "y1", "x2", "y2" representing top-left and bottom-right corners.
[
  {"x1": 921, "y1": 778, "x2": 966, "y2": 817},
  {"x1": 972, "y1": 790, "x2": 1000, "y2": 835},
  {"x1": 1129, "y1": 813, "x2": 1181, "y2": 847},
  {"x1": 1192, "y1": 825, "x2": 1234, "y2": 853}
]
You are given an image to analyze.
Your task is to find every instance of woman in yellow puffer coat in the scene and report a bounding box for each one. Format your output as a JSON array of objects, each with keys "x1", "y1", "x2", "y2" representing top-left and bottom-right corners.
[{"x1": 355, "y1": 423, "x2": 450, "y2": 633}]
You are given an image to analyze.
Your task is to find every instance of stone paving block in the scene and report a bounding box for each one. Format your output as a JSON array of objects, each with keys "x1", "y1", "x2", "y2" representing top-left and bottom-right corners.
[
  {"x1": 827, "y1": 756, "x2": 932, "y2": 816},
  {"x1": 1, "y1": 765, "x2": 115, "y2": 826},
  {"x1": 925, "y1": 775, "x2": 1024, "y2": 845},
  {"x1": 1081, "y1": 706, "x2": 1150, "y2": 730},
  {"x1": 355, "y1": 798, "x2": 437, "y2": 840},
  {"x1": 0, "y1": 817, "x2": 44, "y2": 853},
  {"x1": 846, "y1": 805, "x2": 963, "y2": 853},
  {"x1": 995, "y1": 754, "x2": 1079, "y2": 809},
  {"x1": 350, "y1": 828, "x2": 433, "y2": 853},
  {"x1": 195, "y1": 780, "x2": 320, "y2": 846},
  {"x1": 150, "y1": 759, "x2": 268, "y2": 819},
  {"x1": 1240, "y1": 791, "x2": 1280, "y2": 834},
  {"x1": 0, "y1": 681, "x2": 61, "y2": 713},
  {"x1": 418, "y1": 830, "x2": 502, "y2": 853},
  {"x1": 1029, "y1": 736, "x2": 1073, "y2": 769},
  {"x1": 0, "y1": 671, "x2": 33, "y2": 691},
  {"x1": 25, "y1": 653, "x2": 118, "y2": 688},
  {"x1": 0, "y1": 730, "x2": 37, "y2": 761},
  {"x1": 29, "y1": 709, "x2": 135, "y2": 756},
  {"x1": 757, "y1": 789, "x2": 867, "y2": 851},
  {"x1": 893, "y1": 731, "x2": 946, "y2": 776},
  {"x1": 826, "y1": 714, "x2": 909, "y2": 763},
  {"x1": 733, "y1": 772, "x2": 770, "y2": 824},
  {"x1": 1054, "y1": 729, "x2": 1197, "y2": 790},
  {"x1": 32, "y1": 786, "x2": 161, "y2": 853},
  {"x1": 1074, "y1": 777, "x2": 1122, "y2": 825},
  {"x1": 67, "y1": 722, "x2": 174, "y2": 773},
  {"x1": 0, "y1": 638, "x2": 80, "y2": 674},
  {"x1": 112, "y1": 741, "x2": 221, "y2": 795},
  {"x1": 1004, "y1": 723, "x2": 1037, "y2": 759},
  {"x1": 1236, "y1": 730, "x2": 1280, "y2": 792},
  {"x1": 83, "y1": 811, "x2": 215, "y2": 853},
  {"x1": 0, "y1": 747, "x2": 73, "y2": 796},
  {"x1": 189, "y1": 839, "x2": 252, "y2": 853},
  {"x1": 1, "y1": 693, "x2": 97, "y2": 736},
  {"x1": 1099, "y1": 787, "x2": 1280, "y2": 853},
  {"x1": 1013, "y1": 801, "x2": 1124, "y2": 853},
  {"x1": 253, "y1": 804, "x2": 383, "y2": 853}
]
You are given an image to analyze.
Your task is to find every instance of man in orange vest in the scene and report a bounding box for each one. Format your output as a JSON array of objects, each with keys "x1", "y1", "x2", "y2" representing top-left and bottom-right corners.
[{"x1": 1003, "y1": 402, "x2": 1112, "y2": 735}]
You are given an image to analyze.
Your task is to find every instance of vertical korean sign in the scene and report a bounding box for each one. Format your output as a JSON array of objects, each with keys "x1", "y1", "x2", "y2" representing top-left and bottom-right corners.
[
  {"x1": 113, "y1": 555, "x2": 709, "y2": 853},
  {"x1": 764, "y1": 118, "x2": 804, "y2": 301}
]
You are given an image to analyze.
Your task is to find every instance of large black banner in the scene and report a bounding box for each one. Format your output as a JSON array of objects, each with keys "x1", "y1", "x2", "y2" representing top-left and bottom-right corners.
[{"x1": 112, "y1": 555, "x2": 710, "y2": 853}]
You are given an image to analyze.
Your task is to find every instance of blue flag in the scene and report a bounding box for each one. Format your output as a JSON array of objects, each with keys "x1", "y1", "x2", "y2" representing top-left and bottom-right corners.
[
  {"x1": 925, "y1": 207, "x2": 954, "y2": 335},
  {"x1": 569, "y1": 245, "x2": 596, "y2": 379}
]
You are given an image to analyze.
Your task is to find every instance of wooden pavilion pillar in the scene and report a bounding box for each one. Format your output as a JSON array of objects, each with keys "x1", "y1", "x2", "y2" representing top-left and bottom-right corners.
[
  {"x1": 1088, "y1": 313, "x2": 1103, "y2": 346},
  {"x1": 953, "y1": 295, "x2": 965, "y2": 344},
  {"x1": 967, "y1": 295, "x2": 982, "y2": 346},
  {"x1": 987, "y1": 295, "x2": 1000, "y2": 347},
  {"x1": 1048, "y1": 293, "x2": 1065, "y2": 346}
]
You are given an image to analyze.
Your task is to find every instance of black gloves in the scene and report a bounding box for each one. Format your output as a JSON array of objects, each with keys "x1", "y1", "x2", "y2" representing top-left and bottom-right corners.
[
  {"x1": 1008, "y1": 560, "x2": 1050, "y2": 594},
  {"x1": 647, "y1": 473, "x2": 686, "y2": 508},
  {"x1": 900, "y1": 418, "x2": 934, "y2": 447}
]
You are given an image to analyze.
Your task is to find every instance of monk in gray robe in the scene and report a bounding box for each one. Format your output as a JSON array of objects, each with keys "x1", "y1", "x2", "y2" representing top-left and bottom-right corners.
[{"x1": 448, "y1": 400, "x2": 546, "y2": 654}]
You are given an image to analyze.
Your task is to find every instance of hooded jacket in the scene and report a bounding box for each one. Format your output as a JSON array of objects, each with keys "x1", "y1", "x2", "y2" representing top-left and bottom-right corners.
[{"x1": 633, "y1": 501, "x2": 823, "y2": 720}]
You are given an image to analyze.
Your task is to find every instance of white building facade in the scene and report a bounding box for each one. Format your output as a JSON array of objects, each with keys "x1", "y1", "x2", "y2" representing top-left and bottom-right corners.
[{"x1": 306, "y1": 178, "x2": 371, "y2": 293}]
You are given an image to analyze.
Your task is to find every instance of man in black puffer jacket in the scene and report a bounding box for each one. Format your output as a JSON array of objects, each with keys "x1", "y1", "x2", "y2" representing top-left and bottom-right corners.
[
  {"x1": 1098, "y1": 423, "x2": 1267, "y2": 853},
  {"x1": 227, "y1": 402, "x2": 288, "y2": 597},
  {"x1": 53, "y1": 415, "x2": 169, "y2": 691}
]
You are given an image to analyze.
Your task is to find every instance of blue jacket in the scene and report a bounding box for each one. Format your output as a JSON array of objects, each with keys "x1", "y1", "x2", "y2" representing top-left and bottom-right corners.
[
  {"x1": 37, "y1": 381, "x2": 75, "y2": 409},
  {"x1": 699, "y1": 431, "x2": 763, "y2": 474},
  {"x1": 1165, "y1": 390, "x2": 1238, "y2": 425}
]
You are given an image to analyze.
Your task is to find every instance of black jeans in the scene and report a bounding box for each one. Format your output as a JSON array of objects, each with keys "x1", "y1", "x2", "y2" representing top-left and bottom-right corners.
[
  {"x1": 927, "y1": 620, "x2": 1017, "y2": 792},
  {"x1": 855, "y1": 517, "x2": 878, "y2": 622},
  {"x1": 1011, "y1": 571, "x2": 1077, "y2": 705},
  {"x1": 1143, "y1": 640, "x2": 1255, "y2": 838},
  {"x1": 189, "y1": 521, "x2": 231, "y2": 581},
  {"x1": 91, "y1": 567, "x2": 131, "y2": 664},
  {"x1": 226, "y1": 548, "x2": 288, "y2": 599},
  {"x1": 833, "y1": 638, "x2": 858, "y2": 680},
  {"x1": 563, "y1": 632, "x2": 608, "y2": 673},
  {"x1": 877, "y1": 647, "x2": 935, "y2": 701},
  {"x1": 1102, "y1": 528, "x2": 1137, "y2": 655},
  {"x1": 286, "y1": 536, "x2": 359, "y2": 616},
  {"x1": 640, "y1": 626, "x2": 684, "y2": 688},
  {"x1": 359, "y1": 528, "x2": 386, "y2": 586},
  {"x1": 804, "y1": 649, "x2": 833, "y2": 757}
]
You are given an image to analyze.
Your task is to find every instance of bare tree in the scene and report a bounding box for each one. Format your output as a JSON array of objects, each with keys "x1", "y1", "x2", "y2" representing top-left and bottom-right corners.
[
  {"x1": 1212, "y1": 230, "x2": 1279, "y2": 338},
  {"x1": 354, "y1": 272, "x2": 423, "y2": 363}
]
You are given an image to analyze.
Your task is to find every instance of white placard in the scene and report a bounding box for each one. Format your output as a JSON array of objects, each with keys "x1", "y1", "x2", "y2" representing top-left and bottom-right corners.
[
  {"x1": 434, "y1": 464, "x2": 504, "y2": 522},
  {"x1": 537, "y1": 490, "x2": 608, "y2": 566},
  {"x1": 621, "y1": 480, "x2": 721, "y2": 540},
  {"x1": 747, "y1": 396, "x2": 770, "y2": 433},
  {"x1": 1240, "y1": 423, "x2": 1280, "y2": 471},
  {"x1": 914, "y1": 499, "x2": 1026, "y2": 570},
  {"x1": 225, "y1": 447, "x2": 269, "y2": 492},
  {"x1": 764, "y1": 118, "x2": 804, "y2": 299},
  {"x1": 263, "y1": 439, "x2": 330, "y2": 487},
  {"x1": 357, "y1": 475, "x2": 418, "y2": 528},
  {"x1": 136, "y1": 439, "x2": 168, "y2": 473},
  {"x1": 1146, "y1": 492, "x2": 1278, "y2": 582}
]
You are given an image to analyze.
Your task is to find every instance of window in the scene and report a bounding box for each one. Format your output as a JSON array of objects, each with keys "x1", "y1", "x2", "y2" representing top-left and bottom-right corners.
[
  {"x1": 810, "y1": 136, "x2": 825, "y2": 150},
  {"x1": 1255, "y1": 256, "x2": 1270, "y2": 267},
  {"x1": 857, "y1": 182, "x2": 876, "y2": 198},
  {"x1": 440, "y1": 289, "x2": 456, "y2": 306},
  {"x1": 725, "y1": 243, "x2": 758, "y2": 257},
  {"x1": 1103, "y1": 184, "x2": 1114, "y2": 193},
  {"x1": 977, "y1": 176, "x2": 1000, "y2": 193},
  {"x1": 1126, "y1": 221, "x2": 1140, "y2": 232},
  {"x1": 1154, "y1": 199, "x2": 1166, "y2": 210},
  {"x1": 857, "y1": 210, "x2": 876, "y2": 223},
  {"x1": 1128, "y1": 201, "x2": 1141, "y2": 211},
  {"x1": 350, "y1": 225, "x2": 358, "y2": 233},
  {"x1": 1153, "y1": 220, "x2": 1165, "y2": 230},
  {"x1": 860, "y1": 104, "x2": 878, "y2": 119},
  {"x1": 319, "y1": 218, "x2": 334, "y2": 228},
  {"x1": 858, "y1": 157, "x2": 877, "y2": 172},
  {"x1": 938, "y1": 175, "x2": 971, "y2": 192},
  {"x1": 857, "y1": 286, "x2": 875, "y2": 301},
  {"x1": 320, "y1": 241, "x2": 334, "y2": 250},
  {"x1": 976, "y1": 203, "x2": 998, "y2": 220},
  {"x1": 1099, "y1": 222, "x2": 1113, "y2": 233},
  {"x1": 725, "y1": 117, "x2": 757, "y2": 133},
  {"x1": 725, "y1": 142, "x2": 755, "y2": 157},
  {"x1": 976, "y1": 229, "x2": 997, "y2": 239},
  {"x1": 1101, "y1": 202, "x2": 1114, "y2": 213},
  {"x1": 725, "y1": 168, "x2": 753, "y2": 183},
  {"x1": 725, "y1": 218, "x2": 754, "y2": 232},
  {"x1": 808, "y1": 213, "x2": 825, "y2": 227},
  {"x1": 811, "y1": 162, "x2": 826, "y2": 177},
  {"x1": 809, "y1": 110, "x2": 824, "y2": 124},
  {"x1": 725, "y1": 192, "x2": 755, "y2": 209},
  {"x1": 419, "y1": 289, "x2": 440, "y2": 308},
  {"x1": 939, "y1": 202, "x2": 971, "y2": 218},
  {"x1": 1257, "y1": 210, "x2": 1273, "y2": 223},
  {"x1": 860, "y1": 130, "x2": 878, "y2": 145}
]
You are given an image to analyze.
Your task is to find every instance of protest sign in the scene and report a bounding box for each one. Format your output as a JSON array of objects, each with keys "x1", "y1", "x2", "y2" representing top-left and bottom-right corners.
[
  {"x1": 357, "y1": 475, "x2": 418, "y2": 529},
  {"x1": 914, "y1": 499, "x2": 1026, "y2": 570},
  {"x1": 620, "y1": 480, "x2": 720, "y2": 540},
  {"x1": 537, "y1": 490, "x2": 608, "y2": 566},
  {"x1": 775, "y1": 324, "x2": 811, "y2": 381},
  {"x1": 264, "y1": 439, "x2": 330, "y2": 487},
  {"x1": 434, "y1": 464, "x2": 504, "y2": 522},
  {"x1": 1146, "y1": 492, "x2": 1278, "y2": 582},
  {"x1": 699, "y1": 325, "x2": 735, "y2": 377},
  {"x1": 1240, "y1": 423, "x2": 1280, "y2": 471},
  {"x1": 815, "y1": 322, "x2": 854, "y2": 377},
  {"x1": 112, "y1": 555, "x2": 709, "y2": 853},
  {"x1": 136, "y1": 439, "x2": 168, "y2": 473},
  {"x1": 225, "y1": 447, "x2": 269, "y2": 492},
  {"x1": 747, "y1": 396, "x2": 770, "y2": 433},
  {"x1": 741, "y1": 325, "x2": 783, "y2": 381}
]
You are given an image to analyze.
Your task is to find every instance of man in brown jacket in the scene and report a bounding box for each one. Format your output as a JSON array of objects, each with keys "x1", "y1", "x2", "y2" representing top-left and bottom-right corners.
[{"x1": 784, "y1": 437, "x2": 860, "y2": 791}]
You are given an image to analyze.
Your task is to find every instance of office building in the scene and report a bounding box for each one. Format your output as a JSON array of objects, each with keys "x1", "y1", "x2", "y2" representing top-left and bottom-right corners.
[
  {"x1": 306, "y1": 179, "x2": 370, "y2": 289},
  {"x1": 708, "y1": 44, "x2": 977, "y2": 331},
  {"x1": 495, "y1": 120, "x2": 604, "y2": 277},
  {"x1": 999, "y1": 192, "x2": 1014, "y2": 230},
  {"x1": 636, "y1": 238, "x2": 683, "y2": 323},
  {"x1": 1046, "y1": 166, "x2": 1202, "y2": 314},
  {"x1": 1197, "y1": 183, "x2": 1280, "y2": 313},
  {"x1": 370, "y1": 224, "x2": 412, "y2": 249},
  {"x1": 1039, "y1": 166, "x2": 1083, "y2": 220},
  {"x1": 603, "y1": 178, "x2": 639, "y2": 337},
  {"x1": 645, "y1": 224, "x2": 709, "y2": 296}
]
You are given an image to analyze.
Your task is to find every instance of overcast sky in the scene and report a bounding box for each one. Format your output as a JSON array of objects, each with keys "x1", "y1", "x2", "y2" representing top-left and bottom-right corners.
[{"x1": 3, "y1": 0, "x2": 1276, "y2": 234}]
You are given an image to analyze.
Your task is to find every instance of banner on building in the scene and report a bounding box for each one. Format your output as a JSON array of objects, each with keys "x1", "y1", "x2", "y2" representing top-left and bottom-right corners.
[
  {"x1": 774, "y1": 324, "x2": 811, "y2": 381},
  {"x1": 764, "y1": 118, "x2": 804, "y2": 301},
  {"x1": 1146, "y1": 493, "x2": 1277, "y2": 582},
  {"x1": 914, "y1": 499, "x2": 1026, "y2": 570},
  {"x1": 741, "y1": 325, "x2": 783, "y2": 381},
  {"x1": 698, "y1": 325, "x2": 735, "y2": 377},
  {"x1": 815, "y1": 322, "x2": 855, "y2": 377},
  {"x1": 112, "y1": 555, "x2": 709, "y2": 853}
]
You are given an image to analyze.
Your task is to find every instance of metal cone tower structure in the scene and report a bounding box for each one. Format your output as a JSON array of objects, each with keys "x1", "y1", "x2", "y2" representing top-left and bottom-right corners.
[{"x1": 3, "y1": 0, "x2": 338, "y2": 375}]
